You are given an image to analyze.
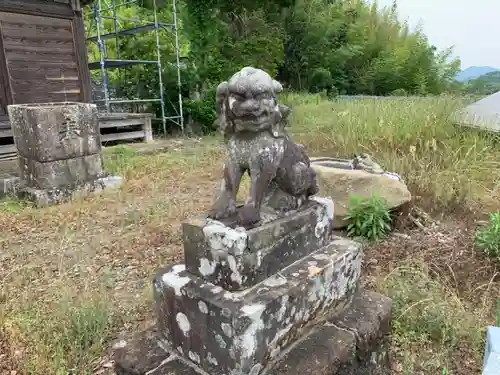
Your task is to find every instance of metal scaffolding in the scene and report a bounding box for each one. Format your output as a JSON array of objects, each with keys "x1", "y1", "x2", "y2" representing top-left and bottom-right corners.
[{"x1": 85, "y1": 0, "x2": 184, "y2": 135}]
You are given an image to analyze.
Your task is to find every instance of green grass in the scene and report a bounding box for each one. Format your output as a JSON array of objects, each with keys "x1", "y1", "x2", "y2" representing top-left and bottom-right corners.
[
  {"x1": 0, "y1": 199, "x2": 30, "y2": 213},
  {"x1": 1, "y1": 94, "x2": 498, "y2": 374},
  {"x1": 4, "y1": 298, "x2": 112, "y2": 375},
  {"x1": 345, "y1": 194, "x2": 392, "y2": 241},
  {"x1": 475, "y1": 212, "x2": 500, "y2": 258}
]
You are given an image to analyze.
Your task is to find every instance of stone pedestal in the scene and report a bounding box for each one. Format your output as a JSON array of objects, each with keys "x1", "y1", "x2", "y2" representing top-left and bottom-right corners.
[
  {"x1": 7, "y1": 102, "x2": 122, "y2": 206},
  {"x1": 182, "y1": 198, "x2": 334, "y2": 291},
  {"x1": 114, "y1": 197, "x2": 392, "y2": 375},
  {"x1": 114, "y1": 289, "x2": 392, "y2": 375},
  {"x1": 154, "y1": 236, "x2": 361, "y2": 375}
]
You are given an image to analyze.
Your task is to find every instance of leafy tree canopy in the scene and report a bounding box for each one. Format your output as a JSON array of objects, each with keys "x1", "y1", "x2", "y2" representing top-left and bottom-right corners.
[
  {"x1": 83, "y1": 0, "x2": 462, "y2": 131},
  {"x1": 463, "y1": 71, "x2": 500, "y2": 95}
]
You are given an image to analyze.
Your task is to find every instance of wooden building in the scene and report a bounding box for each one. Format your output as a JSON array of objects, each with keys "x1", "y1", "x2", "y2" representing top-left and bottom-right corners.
[
  {"x1": 0, "y1": 0, "x2": 92, "y2": 157},
  {"x1": 0, "y1": 0, "x2": 153, "y2": 158},
  {"x1": 0, "y1": 0, "x2": 92, "y2": 115}
]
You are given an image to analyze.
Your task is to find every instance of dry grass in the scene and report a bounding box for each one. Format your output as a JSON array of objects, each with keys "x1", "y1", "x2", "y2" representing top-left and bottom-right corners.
[
  {"x1": 365, "y1": 221, "x2": 494, "y2": 374},
  {"x1": 285, "y1": 93, "x2": 500, "y2": 213},
  {"x1": 1, "y1": 94, "x2": 500, "y2": 374},
  {"x1": 0, "y1": 140, "x2": 226, "y2": 374}
]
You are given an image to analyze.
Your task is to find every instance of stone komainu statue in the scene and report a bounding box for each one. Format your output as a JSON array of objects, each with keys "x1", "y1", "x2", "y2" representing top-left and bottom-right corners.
[{"x1": 209, "y1": 67, "x2": 319, "y2": 226}]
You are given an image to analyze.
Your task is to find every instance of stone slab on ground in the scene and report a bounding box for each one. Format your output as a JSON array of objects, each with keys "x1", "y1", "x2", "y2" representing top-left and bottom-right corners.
[
  {"x1": 182, "y1": 199, "x2": 334, "y2": 291},
  {"x1": 310, "y1": 159, "x2": 410, "y2": 229},
  {"x1": 152, "y1": 237, "x2": 362, "y2": 375},
  {"x1": 114, "y1": 289, "x2": 392, "y2": 375},
  {"x1": 122, "y1": 138, "x2": 206, "y2": 155},
  {"x1": 483, "y1": 326, "x2": 500, "y2": 375},
  {"x1": 0, "y1": 176, "x2": 20, "y2": 199},
  {"x1": 15, "y1": 175, "x2": 123, "y2": 207}
]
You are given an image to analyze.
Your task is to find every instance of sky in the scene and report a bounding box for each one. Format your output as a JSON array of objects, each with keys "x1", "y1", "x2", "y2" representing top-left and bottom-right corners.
[{"x1": 373, "y1": 0, "x2": 500, "y2": 69}]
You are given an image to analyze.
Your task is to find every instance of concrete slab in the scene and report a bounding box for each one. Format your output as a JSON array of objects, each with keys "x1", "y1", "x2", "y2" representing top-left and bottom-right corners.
[
  {"x1": 452, "y1": 91, "x2": 500, "y2": 132},
  {"x1": 483, "y1": 326, "x2": 500, "y2": 375}
]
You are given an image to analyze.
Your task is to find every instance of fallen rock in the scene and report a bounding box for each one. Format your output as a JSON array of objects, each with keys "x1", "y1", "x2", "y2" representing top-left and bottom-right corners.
[{"x1": 311, "y1": 157, "x2": 411, "y2": 229}]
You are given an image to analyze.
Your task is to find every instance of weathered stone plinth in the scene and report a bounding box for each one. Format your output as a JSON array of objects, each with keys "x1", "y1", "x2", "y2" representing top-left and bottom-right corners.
[
  {"x1": 9, "y1": 102, "x2": 101, "y2": 162},
  {"x1": 16, "y1": 175, "x2": 123, "y2": 207},
  {"x1": 114, "y1": 289, "x2": 392, "y2": 375},
  {"x1": 153, "y1": 235, "x2": 362, "y2": 375},
  {"x1": 113, "y1": 198, "x2": 392, "y2": 375},
  {"x1": 183, "y1": 198, "x2": 334, "y2": 291},
  {"x1": 7, "y1": 102, "x2": 122, "y2": 206},
  {"x1": 18, "y1": 153, "x2": 105, "y2": 190}
]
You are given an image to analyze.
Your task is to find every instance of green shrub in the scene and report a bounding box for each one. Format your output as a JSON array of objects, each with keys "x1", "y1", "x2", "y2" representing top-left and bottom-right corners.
[
  {"x1": 308, "y1": 68, "x2": 334, "y2": 94},
  {"x1": 183, "y1": 87, "x2": 218, "y2": 134},
  {"x1": 326, "y1": 85, "x2": 339, "y2": 99},
  {"x1": 345, "y1": 195, "x2": 392, "y2": 241},
  {"x1": 475, "y1": 212, "x2": 500, "y2": 258}
]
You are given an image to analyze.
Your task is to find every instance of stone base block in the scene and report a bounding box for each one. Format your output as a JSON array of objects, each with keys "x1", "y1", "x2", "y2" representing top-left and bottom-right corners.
[
  {"x1": 152, "y1": 237, "x2": 362, "y2": 375},
  {"x1": 0, "y1": 175, "x2": 20, "y2": 199},
  {"x1": 182, "y1": 197, "x2": 334, "y2": 291},
  {"x1": 18, "y1": 153, "x2": 105, "y2": 190},
  {"x1": 114, "y1": 289, "x2": 392, "y2": 375},
  {"x1": 15, "y1": 175, "x2": 123, "y2": 207},
  {"x1": 8, "y1": 102, "x2": 101, "y2": 162}
]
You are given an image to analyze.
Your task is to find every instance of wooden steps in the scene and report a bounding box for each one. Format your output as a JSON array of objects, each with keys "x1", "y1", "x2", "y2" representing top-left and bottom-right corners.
[
  {"x1": 99, "y1": 113, "x2": 153, "y2": 143},
  {"x1": 0, "y1": 144, "x2": 17, "y2": 160},
  {"x1": 101, "y1": 130, "x2": 145, "y2": 142}
]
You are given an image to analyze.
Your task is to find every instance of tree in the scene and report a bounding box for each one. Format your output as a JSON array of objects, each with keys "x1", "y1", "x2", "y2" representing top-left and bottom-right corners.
[
  {"x1": 182, "y1": 0, "x2": 293, "y2": 86},
  {"x1": 279, "y1": 0, "x2": 461, "y2": 95},
  {"x1": 464, "y1": 71, "x2": 500, "y2": 95},
  {"x1": 83, "y1": 0, "x2": 462, "y2": 131}
]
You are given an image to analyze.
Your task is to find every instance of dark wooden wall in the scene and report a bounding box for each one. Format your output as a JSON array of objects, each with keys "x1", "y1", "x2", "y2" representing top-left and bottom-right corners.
[{"x1": 0, "y1": 0, "x2": 91, "y2": 115}]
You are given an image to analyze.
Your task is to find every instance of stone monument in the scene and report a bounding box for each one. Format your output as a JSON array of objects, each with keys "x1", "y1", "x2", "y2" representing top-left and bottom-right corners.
[
  {"x1": 7, "y1": 102, "x2": 122, "y2": 206},
  {"x1": 114, "y1": 68, "x2": 392, "y2": 375}
]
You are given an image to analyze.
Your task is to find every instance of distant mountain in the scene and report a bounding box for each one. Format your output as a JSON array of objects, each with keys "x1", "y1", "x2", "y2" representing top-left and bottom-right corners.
[
  {"x1": 464, "y1": 71, "x2": 500, "y2": 95},
  {"x1": 456, "y1": 66, "x2": 500, "y2": 82}
]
